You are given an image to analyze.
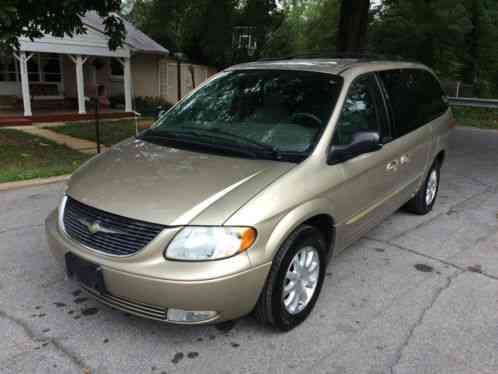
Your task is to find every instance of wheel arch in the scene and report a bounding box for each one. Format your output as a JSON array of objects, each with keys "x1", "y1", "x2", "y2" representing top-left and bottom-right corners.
[
  {"x1": 435, "y1": 149, "x2": 445, "y2": 167},
  {"x1": 264, "y1": 199, "x2": 336, "y2": 263}
]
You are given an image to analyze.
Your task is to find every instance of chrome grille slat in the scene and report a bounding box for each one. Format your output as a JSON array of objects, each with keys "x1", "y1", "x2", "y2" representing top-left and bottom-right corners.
[
  {"x1": 64, "y1": 220, "x2": 146, "y2": 255},
  {"x1": 63, "y1": 225, "x2": 133, "y2": 255},
  {"x1": 67, "y1": 215, "x2": 154, "y2": 245},
  {"x1": 68, "y1": 201, "x2": 163, "y2": 232},
  {"x1": 64, "y1": 216, "x2": 145, "y2": 249},
  {"x1": 64, "y1": 210, "x2": 157, "y2": 236},
  {"x1": 82, "y1": 286, "x2": 167, "y2": 320},
  {"x1": 63, "y1": 197, "x2": 167, "y2": 256},
  {"x1": 67, "y1": 205, "x2": 162, "y2": 235}
]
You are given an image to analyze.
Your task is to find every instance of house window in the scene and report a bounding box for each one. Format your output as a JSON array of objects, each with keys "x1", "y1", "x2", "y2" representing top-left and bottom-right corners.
[
  {"x1": 0, "y1": 53, "x2": 62, "y2": 83},
  {"x1": 0, "y1": 56, "x2": 19, "y2": 82},
  {"x1": 27, "y1": 58, "x2": 40, "y2": 82},
  {"x1": 110, "y1": 59, "x2": 124, "y2": 79},
  {"x1": 40, "y1": 54, "x2": 62, "y2": 82}
]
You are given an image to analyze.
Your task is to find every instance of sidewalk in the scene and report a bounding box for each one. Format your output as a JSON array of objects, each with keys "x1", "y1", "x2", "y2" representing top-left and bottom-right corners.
[
  {"x1": 0, "y1": 174, "x2": 70, "y2": 191},
  {"x1": 12, "y1": 126, "x2": 106, "y2": 154}
]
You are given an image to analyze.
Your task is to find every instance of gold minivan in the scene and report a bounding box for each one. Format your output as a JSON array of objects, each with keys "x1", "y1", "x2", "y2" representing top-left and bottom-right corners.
[{"x1": 46, "y1": 59, "x2": 452, "y2": 330}]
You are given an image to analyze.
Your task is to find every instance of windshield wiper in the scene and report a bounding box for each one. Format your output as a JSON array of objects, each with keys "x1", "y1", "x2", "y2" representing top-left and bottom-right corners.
[
  {"x1": 138, "y1": 132, "x2": 262, "y2": 159},
  {"x1": 174, "y1": 126, "x2": 279, "y2": 155},
  {"x1": 141, "y1": 128, "x2": 307, "y2": 162}
]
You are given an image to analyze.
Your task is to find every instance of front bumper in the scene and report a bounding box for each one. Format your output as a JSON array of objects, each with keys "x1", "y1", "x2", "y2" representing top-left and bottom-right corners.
[{"x1": 45, "y1": 209, "x2": 271, "y2": 324}]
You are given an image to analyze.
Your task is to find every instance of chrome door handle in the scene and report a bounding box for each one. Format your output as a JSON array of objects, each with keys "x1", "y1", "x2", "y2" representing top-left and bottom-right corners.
[
  {"x1": 386, "y1": 160, "x2": 399, "y2": 172},
  {"x1": 400, "y1": 154, "x2": 410, "y2": 165}
]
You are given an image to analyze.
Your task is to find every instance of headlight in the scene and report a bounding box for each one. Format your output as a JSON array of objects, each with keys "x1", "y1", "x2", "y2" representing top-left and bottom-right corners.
[{"x1": 165, "y1": 226, "x2": 257, "y2": 261}]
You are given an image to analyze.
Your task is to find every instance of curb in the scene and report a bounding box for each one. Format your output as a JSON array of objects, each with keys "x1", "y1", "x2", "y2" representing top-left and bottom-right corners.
[{"x1": 0, "y1": 175, "x2": 70, "y2": 192}]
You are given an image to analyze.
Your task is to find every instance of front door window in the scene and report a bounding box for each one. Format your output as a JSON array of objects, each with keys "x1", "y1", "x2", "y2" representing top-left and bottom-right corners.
[{"x1": 332, "y1": 75, "x2": 381, "y2": 146}]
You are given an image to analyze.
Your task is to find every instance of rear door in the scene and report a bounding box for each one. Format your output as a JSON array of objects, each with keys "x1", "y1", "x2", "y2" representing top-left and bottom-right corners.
[{"x1": 376, "y1": 69, "x2": 437, "y2": 203}]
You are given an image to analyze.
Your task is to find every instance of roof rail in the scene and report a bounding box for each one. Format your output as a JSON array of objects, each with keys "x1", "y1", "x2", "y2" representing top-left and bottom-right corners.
[{"x1": 258, "y1": 51, "x2": 414, "y2": 63}]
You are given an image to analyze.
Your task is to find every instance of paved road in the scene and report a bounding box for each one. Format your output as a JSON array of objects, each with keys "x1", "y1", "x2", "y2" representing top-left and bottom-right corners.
[{"x1": 1, "y1": 127, "x2": 497, "y2": 374}]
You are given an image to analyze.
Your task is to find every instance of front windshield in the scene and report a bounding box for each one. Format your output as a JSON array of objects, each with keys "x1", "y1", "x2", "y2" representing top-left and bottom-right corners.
[{"x1": 141, "y1": 69, "x2": 343, "y2": 162}]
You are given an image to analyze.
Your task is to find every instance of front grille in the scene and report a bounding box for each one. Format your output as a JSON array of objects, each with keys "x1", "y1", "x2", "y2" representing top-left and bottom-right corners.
[
  {"x1": 63, "y1": 196, "x2": 166, "y2": 256},
  {"x1": 82, "y1": 286, "x2": 167, "y2": 321}
]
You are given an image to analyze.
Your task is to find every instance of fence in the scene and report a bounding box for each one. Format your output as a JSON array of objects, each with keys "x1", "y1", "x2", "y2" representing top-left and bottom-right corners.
[
  {"x1": 441, "y1": 81, "x2": 476, "y2": 98},
  {"x1": 448, "y1": 97, "x2": 498, "y2": 109}
]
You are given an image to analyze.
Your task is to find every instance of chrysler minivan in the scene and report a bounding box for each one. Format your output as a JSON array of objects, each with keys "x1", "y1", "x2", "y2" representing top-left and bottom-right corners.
[{"x1": 46, "y1": 58, "x2": 452, "y2": 330}]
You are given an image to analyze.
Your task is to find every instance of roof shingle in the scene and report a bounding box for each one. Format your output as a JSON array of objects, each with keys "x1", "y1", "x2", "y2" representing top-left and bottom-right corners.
[{"x1": 82, "y1": 11, "x2": 169, "y2": 55}]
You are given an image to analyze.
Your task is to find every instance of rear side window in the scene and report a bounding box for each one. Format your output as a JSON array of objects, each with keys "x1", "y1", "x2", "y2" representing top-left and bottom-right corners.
[
  {"x1": 416, "y1": 70, "x2": 449, "y2": 121},
  {"x1": 378, "y1": 69, "x2": 448, "y2": 138}
]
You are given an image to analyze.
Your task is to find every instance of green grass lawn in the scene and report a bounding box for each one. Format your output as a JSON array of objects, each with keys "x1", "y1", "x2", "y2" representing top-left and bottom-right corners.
[
  {"x1": 0, "y1": 129, "x2": 92, "y2": 183},
  {"x1": 47, "y1": 119, "x2": 153, "y2": 146},
  {"x1": 452, "y1": 106, "x2": 498, "y2": 130}
]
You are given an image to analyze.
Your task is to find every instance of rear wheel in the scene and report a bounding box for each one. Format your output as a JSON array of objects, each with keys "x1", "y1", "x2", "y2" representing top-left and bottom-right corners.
[
  {"x1": 253, "y1": 225, "x2": 326, "y2": 331},
  {"x1": 405, "y1": 161, "x2": 440, "y2": 215}
]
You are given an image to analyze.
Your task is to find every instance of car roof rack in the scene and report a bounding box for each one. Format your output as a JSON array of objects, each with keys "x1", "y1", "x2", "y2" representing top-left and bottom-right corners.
[{"x1": 258, "y1": 51, "x2": 413, "y2": 63}]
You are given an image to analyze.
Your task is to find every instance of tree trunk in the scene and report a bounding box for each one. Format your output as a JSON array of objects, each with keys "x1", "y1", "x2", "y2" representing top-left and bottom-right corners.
[{"x1": 337, "y1": 0, "x2": 371, "y2": 54}]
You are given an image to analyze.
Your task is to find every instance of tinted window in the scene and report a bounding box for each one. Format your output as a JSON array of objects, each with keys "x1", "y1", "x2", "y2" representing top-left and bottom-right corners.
[
  {"x1": 416, "y1": 70, "x2": 448, "y2": 121},
  {"x1": 378, "y1": 69, "x2": 448, "y2": 138},
  {"x1": 332, "y1": 75, "x2": 384, "y2": 146}
]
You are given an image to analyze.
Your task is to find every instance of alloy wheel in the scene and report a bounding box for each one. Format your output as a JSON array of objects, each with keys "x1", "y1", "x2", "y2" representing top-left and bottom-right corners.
[
  {"x1": 425, "y1": 169, "x2": 438, "y2": 206},
  {"x1": 282, "y1": 246, "x2": 320, "y2": 315}
]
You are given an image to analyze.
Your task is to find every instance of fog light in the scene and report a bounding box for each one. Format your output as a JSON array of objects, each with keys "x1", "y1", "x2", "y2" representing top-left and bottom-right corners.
[{"x1": 167, "y1": 309, "x2": 217, "y2": 323}]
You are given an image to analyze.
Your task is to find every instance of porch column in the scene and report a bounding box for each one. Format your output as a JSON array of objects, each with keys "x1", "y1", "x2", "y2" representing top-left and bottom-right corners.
[
  {"x1": 69, "y1": 55, "x2": 88, "y2": 114},
  {"x1": 14, "y1": 52, "x2": 33, "y2": 117},
  {"x1": 120, "y1": 57, "x2": 133, "y2": 112}
]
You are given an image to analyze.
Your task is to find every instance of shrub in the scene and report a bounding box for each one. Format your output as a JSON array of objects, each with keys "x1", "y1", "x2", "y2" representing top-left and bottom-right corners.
[{"x1": 133, "y1": 96, "x2": 173, "y2": 118}]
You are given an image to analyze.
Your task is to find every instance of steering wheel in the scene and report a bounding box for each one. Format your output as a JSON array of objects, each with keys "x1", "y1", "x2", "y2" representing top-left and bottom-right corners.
[{"x1": 291, "y1": 112, "x2": 323, "y2": 128}]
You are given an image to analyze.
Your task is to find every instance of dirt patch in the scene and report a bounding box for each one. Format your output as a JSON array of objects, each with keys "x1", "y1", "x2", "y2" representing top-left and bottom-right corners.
[
  {"x1": 187, "y1": 352, "x2": 199, "y2": 359},
  {"x1": 467, "y1": 264, "x2": 482, "y2": 273},
  {"x1": 414, "y1": 263, "x2": 434, "y2": 273},
  {"x1": 81, "y1": 307, "x2": 99, "y2": 316},
  {"x1": 171, "y1": 352, "x2": 184, "y2": 364}
]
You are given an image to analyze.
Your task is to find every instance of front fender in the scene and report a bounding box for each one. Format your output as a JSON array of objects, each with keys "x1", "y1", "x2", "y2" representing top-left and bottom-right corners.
[{"x1": 246, "y1": 198, "x2": 335, "y2": 267}]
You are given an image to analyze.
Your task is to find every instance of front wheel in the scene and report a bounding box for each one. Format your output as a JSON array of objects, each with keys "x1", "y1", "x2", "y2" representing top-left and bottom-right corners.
[
  {"x1": 253, "y1": 225, "x2": 327, "y2": 331},
  {"x1": 405, "y1": 161, "x2": 440, "y2": 215}
]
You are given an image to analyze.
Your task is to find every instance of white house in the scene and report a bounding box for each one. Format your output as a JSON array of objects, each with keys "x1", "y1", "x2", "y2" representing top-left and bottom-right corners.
[{"x1": 0, "y1": 12, "x2": 215, "y2": 123}]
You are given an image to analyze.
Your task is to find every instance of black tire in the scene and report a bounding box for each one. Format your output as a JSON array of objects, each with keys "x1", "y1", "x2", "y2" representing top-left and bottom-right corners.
[
  {"x1": 405, "y1": 161, "x2": 441, "y2": 215},
  {"x1": 253, "y1": 225, "x2": 327, "y2": 331}
]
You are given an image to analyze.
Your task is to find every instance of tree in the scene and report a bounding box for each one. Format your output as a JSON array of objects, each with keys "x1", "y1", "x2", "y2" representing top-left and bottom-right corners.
[
  {"x1": 337, "y1": 0, "x2": 370, "y2": 53},
  {"x1": 128, "y1": 0, "x2": 237, "y2": 67},
  {"x1": 304, "y1": 0, "x2": 341, "y2": 53},
  {"x1": 128, "y1": 0, "x2": 282, "y2": 67},
  {"x1": 0, "y1": 0, "x2": 126, "y2": 51},
  {"x1": 461, "y1": 0, "x2": 498, "y2": 96},
  {"x1": 263, "y1": 0, "x2": 341, "y2": 57},
  {"x1": 234, "y1": 0, "x2": 283, "y2": 61},
  {"x1": 127, "y1": 0, "x2": 191, "y2": 54},
  {"x1": 369, "y1": 0, "x2": 472, "y2": 78},
  {"x1": 185, "y1": 0, "x2": 238, "y2": 67}
]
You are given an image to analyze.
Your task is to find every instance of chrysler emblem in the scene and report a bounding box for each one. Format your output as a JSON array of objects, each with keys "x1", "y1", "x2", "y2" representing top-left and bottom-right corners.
[{"x1": 78, "y1": 219, "x2": 124, "y2": 235}]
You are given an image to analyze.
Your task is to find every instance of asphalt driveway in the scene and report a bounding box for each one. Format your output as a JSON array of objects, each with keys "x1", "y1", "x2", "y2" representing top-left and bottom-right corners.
[{"x1": 1, "y1": 127, "x2": 497, "y2": 374}]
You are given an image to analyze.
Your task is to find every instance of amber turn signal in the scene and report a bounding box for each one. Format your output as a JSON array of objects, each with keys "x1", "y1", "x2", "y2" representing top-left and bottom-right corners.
[{"x1": 239, "y1": 227, "x2": 257, "y2": 252}]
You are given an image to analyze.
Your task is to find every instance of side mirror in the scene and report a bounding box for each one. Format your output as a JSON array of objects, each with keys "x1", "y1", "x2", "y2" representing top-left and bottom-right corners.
[{"x1": 328, "y1": 131, "x2": 382, "y2": 164}]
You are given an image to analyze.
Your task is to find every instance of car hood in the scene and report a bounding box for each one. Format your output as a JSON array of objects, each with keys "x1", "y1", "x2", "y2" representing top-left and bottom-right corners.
[{"x1": 66, "y1": 138, "x2": 294, "y2": 225}]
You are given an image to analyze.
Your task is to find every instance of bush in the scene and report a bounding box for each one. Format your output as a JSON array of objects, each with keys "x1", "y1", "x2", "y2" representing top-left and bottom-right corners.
[
  {"x1": 108, "y1": 95, "x2": 173, "y2": 117},
  {"x1": 108, "y1": 95, "x2": 125, "y2": 109},
  {"x1": 135, "y1": 96, "x2": 173, "y2": 117},
  {"x1": 452, "y1": 106, "x2": 498, "y2": 130}
]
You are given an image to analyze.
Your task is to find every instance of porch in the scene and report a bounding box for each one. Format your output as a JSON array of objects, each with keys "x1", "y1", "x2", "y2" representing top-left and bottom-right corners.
[
  {"x1": 0, "y1": 22, "x2": 135, "y2": 125},
  {"x1": 0, "y1": 107, "x2": 135, "y2": 127}
]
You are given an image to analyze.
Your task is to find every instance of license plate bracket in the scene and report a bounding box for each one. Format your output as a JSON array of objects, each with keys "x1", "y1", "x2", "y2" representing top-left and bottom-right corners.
[{"x1": 65, "y1": 253, "x2": 107, "y2": 294}]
